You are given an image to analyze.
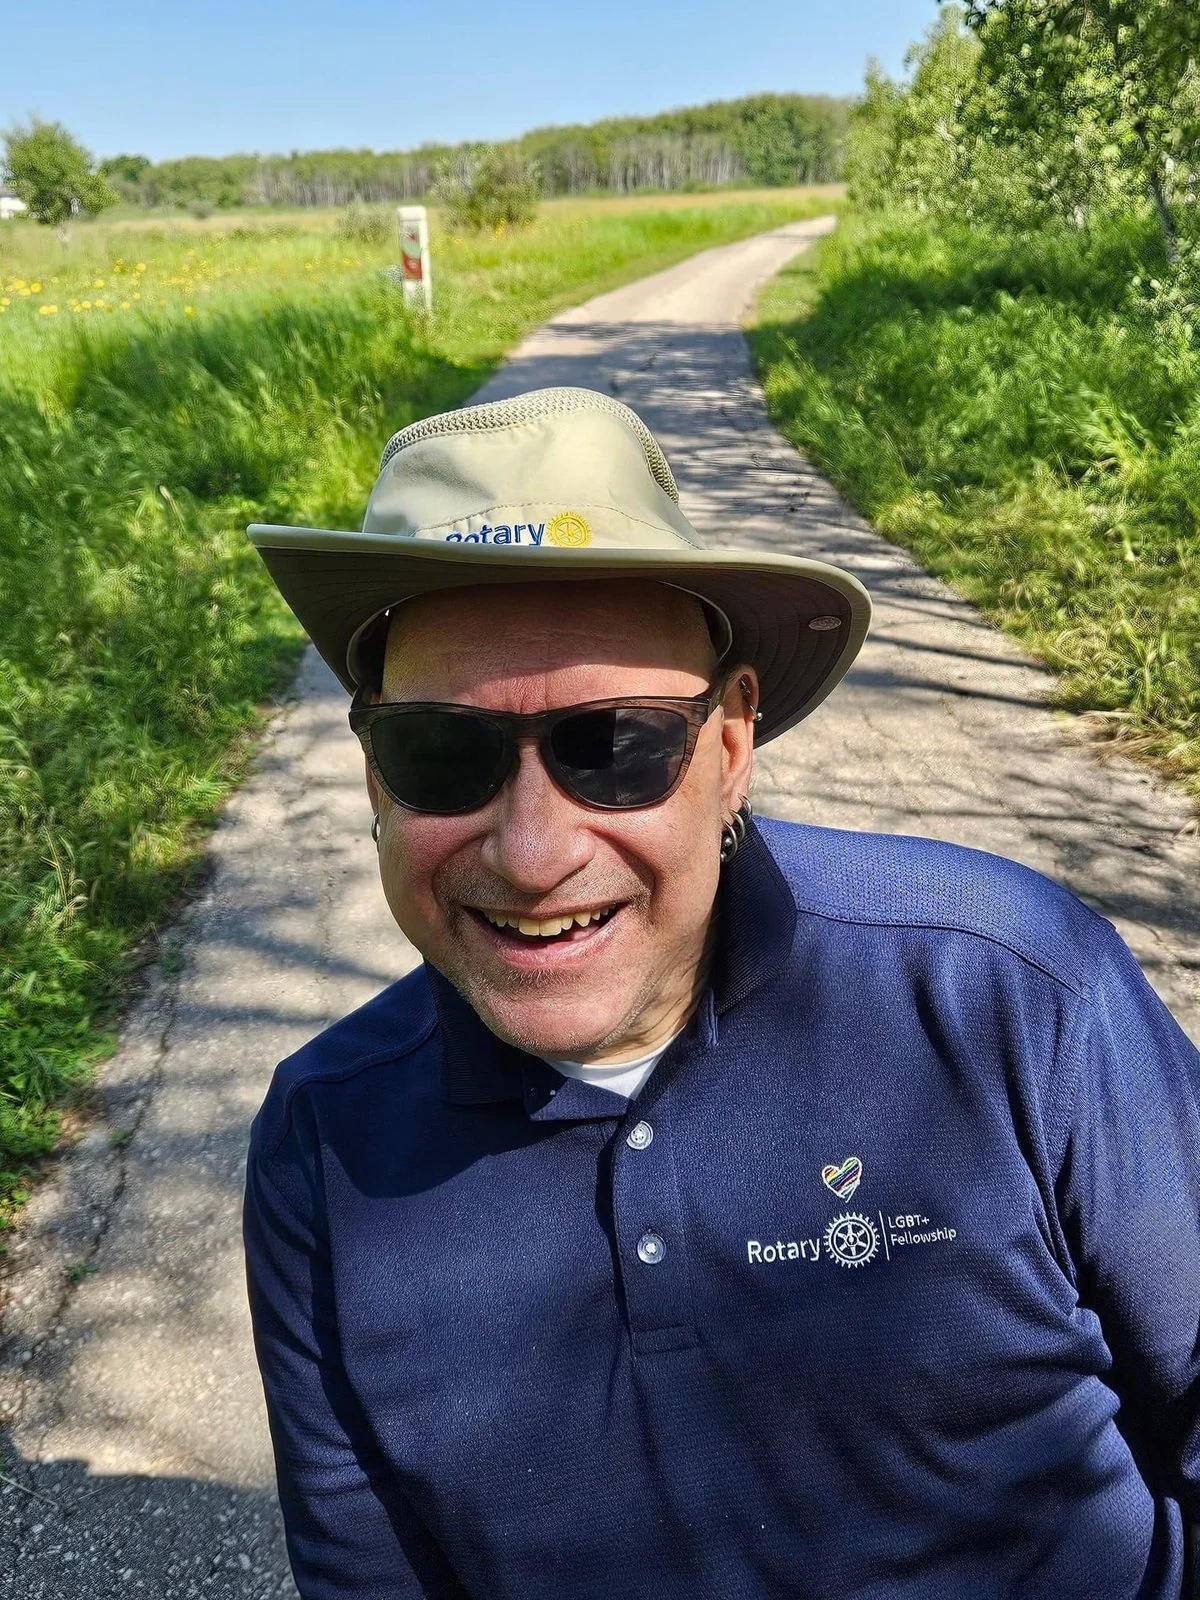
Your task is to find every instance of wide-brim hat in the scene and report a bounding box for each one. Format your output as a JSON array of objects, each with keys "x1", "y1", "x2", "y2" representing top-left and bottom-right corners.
[{"x1": 247, "y1": 387, "x2": 871, "y2": 742}]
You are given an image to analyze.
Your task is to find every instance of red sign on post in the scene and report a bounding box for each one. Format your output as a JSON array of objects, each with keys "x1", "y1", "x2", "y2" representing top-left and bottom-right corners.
[{"x1": 397, "y1": 206, "x2": 432, "y2": 310}]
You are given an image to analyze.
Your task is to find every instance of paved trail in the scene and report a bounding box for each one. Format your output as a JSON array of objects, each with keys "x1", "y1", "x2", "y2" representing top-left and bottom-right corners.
[{"x1": 2, "y1": 216, "x2": 1197, "y2": 1596}]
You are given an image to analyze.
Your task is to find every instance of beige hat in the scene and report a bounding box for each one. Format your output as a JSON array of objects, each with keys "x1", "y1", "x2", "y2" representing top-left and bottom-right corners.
[{"x1": 247, "y1": 386, "x2": 870, "y2": 742}]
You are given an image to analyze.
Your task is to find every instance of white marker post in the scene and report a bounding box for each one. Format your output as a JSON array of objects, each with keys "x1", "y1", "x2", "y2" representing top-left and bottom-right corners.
[{"x1": 397, "y1": 205, "x2": 433, "y2": 312}]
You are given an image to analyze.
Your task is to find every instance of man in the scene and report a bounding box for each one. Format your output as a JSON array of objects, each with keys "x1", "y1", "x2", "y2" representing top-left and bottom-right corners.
[{"x1": 244, "y1": 387, "x2": 1200, "y2": 1599}]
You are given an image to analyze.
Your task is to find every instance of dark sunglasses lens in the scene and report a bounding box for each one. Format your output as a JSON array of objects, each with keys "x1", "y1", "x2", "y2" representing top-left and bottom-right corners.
[
  {"x1": 369, "y1": 711, "x2": 506, "y2": 813},
  {"x1": 549, "y1": 707, "x2": 690, "y2": 807}
]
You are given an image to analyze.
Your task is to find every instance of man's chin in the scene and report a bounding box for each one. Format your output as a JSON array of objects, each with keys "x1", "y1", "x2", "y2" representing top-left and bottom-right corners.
[{"x1": 464, "y1": 986, "x2": 633, "y2": 1063}]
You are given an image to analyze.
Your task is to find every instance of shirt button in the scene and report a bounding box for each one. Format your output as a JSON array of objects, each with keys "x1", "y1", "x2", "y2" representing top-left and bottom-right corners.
[
  {"x1": 626, "y1": 1121, "x2": 654, "y2": 1150},
  {"x1": 637, "y1": 1232, "x2": 666, "y2": 1265}
]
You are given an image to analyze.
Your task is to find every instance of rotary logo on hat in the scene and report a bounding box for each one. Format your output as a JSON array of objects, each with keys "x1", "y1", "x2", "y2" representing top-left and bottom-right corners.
[{"x1": 546, "y1": 511, "x2": 592, "y2": 547}]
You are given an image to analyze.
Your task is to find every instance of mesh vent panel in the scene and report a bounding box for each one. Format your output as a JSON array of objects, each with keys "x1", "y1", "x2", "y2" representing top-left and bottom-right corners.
[{"x1": 378, "y1": 387, "x2": 680, "y2": 504}]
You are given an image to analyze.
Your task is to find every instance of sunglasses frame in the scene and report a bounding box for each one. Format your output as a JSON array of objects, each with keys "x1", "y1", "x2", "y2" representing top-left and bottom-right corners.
[{"x1": 350, "y1": 676, "x2": 728, "y2": 815}]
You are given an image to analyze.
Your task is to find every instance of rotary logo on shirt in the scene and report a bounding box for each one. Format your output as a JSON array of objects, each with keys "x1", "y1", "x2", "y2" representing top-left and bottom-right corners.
[{"x1": 744, "y1": 1157, "x2": 959, "y2": 1269}]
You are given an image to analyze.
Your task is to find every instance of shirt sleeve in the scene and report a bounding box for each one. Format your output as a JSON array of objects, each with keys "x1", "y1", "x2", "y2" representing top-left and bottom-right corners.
[
  {"x1": 243, "y1": 1109, "x2": 468, "y2": 1600},
  {"x1": 1052, "y1": 922, "x2": 1200, "y2": 1520}
]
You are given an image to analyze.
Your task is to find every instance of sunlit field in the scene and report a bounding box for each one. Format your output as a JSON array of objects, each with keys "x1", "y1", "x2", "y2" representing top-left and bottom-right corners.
[
  {"x1": 0, "y1": 189, "x2": 835, "y2": 1209},
  {"x1": 0, "y1": 185, "x2": 844, "y2": 350}
]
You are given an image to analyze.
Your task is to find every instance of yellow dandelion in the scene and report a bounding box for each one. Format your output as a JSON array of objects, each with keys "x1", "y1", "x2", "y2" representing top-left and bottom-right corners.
[
  {"x1": 30, "y1": 281, "x2": 42, "y2": 292},
  {"x1": 80, "y1": 300, "x2": 92, "y2": 310},
  {"x1": 38, "y1": 304, "x2": 58, "y2": 316},
  {"x1": 120, "y1": 300, "x2": 130, "y2": 310},
  {"x1": 184, "y1": 306, "x2": 195, "y2": 316},
  {"x1": 135, "y1": 262, "x2": 147, "y2": 272},
  {"x1": 93, "y1": 278, "x2": 105, "y2": 288}
]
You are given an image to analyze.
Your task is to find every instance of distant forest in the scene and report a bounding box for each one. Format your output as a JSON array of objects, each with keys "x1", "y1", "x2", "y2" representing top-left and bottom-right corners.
[{"x1": 99, "y1": 94, "x2": 849, "y2": 209}]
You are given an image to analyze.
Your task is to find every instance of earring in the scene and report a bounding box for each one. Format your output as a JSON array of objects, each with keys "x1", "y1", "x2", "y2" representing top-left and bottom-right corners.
[
  {"x1": 719, "y1": 797, "x2": 753, "y2": 864},
  {"x1": 371, "y1": 813, "x2": 381, "y2": 848},
  {"x1": 740, "y1": 678, "x2": 763, "y2": 726}
]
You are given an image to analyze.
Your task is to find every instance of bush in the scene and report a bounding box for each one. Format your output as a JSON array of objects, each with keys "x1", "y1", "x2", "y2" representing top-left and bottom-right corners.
[
  {"x1": 336, "y1": 204, "x2": 391, "y2": 245},
  {"x1": 437, "y1": 146, "x2": 539, "y2": 234}
]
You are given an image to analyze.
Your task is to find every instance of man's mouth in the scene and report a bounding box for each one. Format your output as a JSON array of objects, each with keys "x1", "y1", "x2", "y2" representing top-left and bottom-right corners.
[{"x1": 470, "y1": 904, "x2": 621, "y2": 946}]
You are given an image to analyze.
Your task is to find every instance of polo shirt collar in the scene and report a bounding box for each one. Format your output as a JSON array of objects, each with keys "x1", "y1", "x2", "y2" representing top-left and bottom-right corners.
[
  {"x1": 711, "y1": 819, "x2": 797, "y2": 1015},
  {"x1": 431, "y1": 819, "x2": 796, "y2": 1107}
]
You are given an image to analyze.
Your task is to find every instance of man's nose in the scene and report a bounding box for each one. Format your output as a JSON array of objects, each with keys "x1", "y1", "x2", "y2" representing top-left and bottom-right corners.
[{"x1": 478, "y1": 741, "x2": 595, "y2": 893}]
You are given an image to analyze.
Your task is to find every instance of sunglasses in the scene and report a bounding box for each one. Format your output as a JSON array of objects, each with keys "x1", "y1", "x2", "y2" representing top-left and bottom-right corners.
[{"x1": 350, "y1": 677, "x2": 727, "y2": 815}]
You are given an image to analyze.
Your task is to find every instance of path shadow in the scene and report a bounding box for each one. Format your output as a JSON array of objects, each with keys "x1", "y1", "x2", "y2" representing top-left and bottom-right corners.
[{"x1": 0, "y1": 1437, "x2": 293, "y2": 1599}]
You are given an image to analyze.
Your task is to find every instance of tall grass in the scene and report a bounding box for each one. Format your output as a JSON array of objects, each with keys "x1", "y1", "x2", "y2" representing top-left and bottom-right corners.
[
  {"x1": 0, "y1": 193, "x2": 831, "y2": 1208},
  {"x1": 749, "y1": 211, "x2": 1200, "y2": 791}
]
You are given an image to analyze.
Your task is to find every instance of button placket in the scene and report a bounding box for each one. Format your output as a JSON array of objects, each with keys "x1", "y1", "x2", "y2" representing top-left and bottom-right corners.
[{"x1": 611, "y1": 1105, "x2": 697, "y2": 1354}]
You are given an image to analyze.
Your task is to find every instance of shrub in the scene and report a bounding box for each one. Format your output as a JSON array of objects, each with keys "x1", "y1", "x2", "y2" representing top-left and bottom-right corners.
[
  {"x1": 437, "y1": 146, "x2": 540, "y2": 234},
  {"x1": 336, "y1": 204, "x2": 391, "y2": 245}
]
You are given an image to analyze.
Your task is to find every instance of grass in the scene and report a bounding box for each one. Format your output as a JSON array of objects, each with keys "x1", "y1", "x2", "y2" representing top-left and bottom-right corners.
[
  {"x1": 0, "y1": 189, "x2": 835, "y2": 1212},
  {"x1": 749, "y1": 210, "x2": 1200, "y2": 794}
]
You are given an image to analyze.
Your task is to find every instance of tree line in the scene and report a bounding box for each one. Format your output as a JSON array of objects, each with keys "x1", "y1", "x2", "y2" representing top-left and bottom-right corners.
[{"x1": 95, "y1": 94, "x2": 849, "y2": 211}]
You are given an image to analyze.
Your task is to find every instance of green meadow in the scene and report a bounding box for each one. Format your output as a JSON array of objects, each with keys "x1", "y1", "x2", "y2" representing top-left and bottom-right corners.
[{"x1": 0, "y1": 189, "x2": 836, "y2": 1209}]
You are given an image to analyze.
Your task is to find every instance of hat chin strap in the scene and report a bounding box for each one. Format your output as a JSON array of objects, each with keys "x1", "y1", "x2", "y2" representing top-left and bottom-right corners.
[{"x1": 660, "y1": 584, "x2": 734, "y2": 661}]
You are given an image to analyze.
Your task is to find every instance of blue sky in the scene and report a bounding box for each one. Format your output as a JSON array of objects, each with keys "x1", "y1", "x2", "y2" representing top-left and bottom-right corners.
[{"x1": 3, "y1": 0, "x2": 938, "y2": 162}]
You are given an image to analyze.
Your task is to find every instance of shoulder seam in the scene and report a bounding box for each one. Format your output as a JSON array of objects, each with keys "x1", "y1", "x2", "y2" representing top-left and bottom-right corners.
[
  {"x1": 791, "y1": 901, "x2": 1096, "y2": 1002},
  {"x1": 262, "y1": 1009, "x2": 440, "y2": 1163}
]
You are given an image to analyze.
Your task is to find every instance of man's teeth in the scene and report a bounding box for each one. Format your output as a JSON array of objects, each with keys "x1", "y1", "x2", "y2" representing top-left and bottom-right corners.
[{"x1": 483, "y1": 908, "x2": 614, "y2": 937}]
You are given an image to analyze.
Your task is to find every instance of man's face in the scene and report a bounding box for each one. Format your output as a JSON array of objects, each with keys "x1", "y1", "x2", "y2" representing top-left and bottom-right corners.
[{"x1": 366, "y1": 580, "x2": 756, "y2": 1063}]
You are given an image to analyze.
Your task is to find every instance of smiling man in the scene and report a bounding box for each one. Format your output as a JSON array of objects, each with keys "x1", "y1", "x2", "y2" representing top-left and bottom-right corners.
[{"x1": 243, "y1": 388, "x2": 1200, "y2": 1600}]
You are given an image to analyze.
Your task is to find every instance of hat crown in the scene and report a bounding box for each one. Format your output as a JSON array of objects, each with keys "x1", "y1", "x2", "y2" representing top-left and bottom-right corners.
[
  {"x1": 361, "y1": 388, "x2": 703, "y2": 554},
  {"x1": 377, "y1": 387, "x2": 680, "y2": 499}
]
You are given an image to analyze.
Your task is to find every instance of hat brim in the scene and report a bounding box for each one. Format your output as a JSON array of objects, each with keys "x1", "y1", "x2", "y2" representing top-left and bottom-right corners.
[{"x1": 247, "y1": 525, "x2": 871, "y2": 743}]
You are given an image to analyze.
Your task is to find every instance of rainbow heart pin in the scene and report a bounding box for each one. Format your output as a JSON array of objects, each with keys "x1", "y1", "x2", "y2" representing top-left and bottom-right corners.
[{"x1": 822, "y1": 1156, "x2": 862, "y2": 1201}]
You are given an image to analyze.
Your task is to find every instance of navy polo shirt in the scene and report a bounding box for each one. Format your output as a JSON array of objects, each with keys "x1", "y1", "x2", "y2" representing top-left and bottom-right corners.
[{"x1": 244, "y1": 819, "x2": 1200, "y2": 1599}]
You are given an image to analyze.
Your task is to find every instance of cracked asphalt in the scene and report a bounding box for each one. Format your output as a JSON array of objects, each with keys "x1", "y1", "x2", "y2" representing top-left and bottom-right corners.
[{"x1": 2, "y1": 215, "x2": 1197, "y2": 1596}]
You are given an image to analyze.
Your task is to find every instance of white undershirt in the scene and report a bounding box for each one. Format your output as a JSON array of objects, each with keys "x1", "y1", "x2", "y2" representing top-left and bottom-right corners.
[{"x1": 542, "y1": 1032, "x2": 683, "y2": 1101}]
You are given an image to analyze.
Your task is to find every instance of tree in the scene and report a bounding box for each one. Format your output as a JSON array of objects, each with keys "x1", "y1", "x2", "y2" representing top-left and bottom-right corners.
[
  {"x1": 843, "y1": 11, "x2": 983, "y2": 216},
  {"x1": 98, "y1": 152, "x2": 150, "y2": 186},
  {"x1": 966, "y1": 1, "x2": 1200, "y2": 260},
  {"x1": 98, "y1": 152, "x2": 151, "y2": 203},
  {"x1": 3, "y1": 119, "x2": 117, "y2": 234}
]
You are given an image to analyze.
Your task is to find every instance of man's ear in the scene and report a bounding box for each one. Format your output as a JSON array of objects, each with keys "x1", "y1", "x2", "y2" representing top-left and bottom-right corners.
[{"x1": 719, "y1": 665, "x2": 758, "y2": 815}]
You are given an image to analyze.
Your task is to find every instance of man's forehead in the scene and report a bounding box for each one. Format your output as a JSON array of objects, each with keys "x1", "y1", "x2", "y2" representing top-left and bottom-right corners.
[{"x1": 382, "y1": 580, "x2": 716, "y2": 684}]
